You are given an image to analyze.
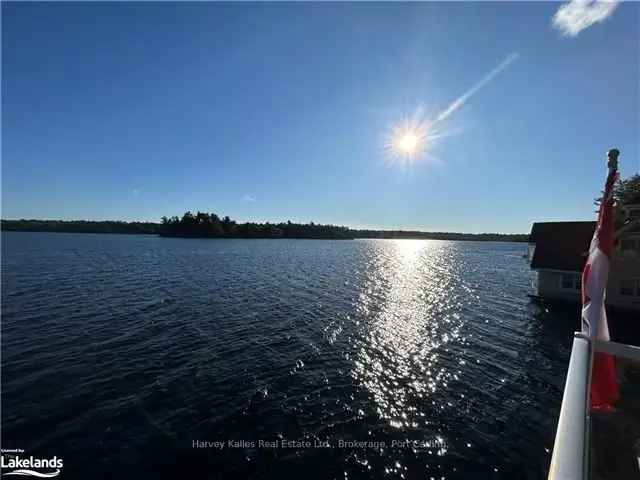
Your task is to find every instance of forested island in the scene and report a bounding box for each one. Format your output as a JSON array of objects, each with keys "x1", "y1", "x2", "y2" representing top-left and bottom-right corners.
[
  {"x1": 353, "y1": 229, "x2": 528, "y2": 242},
  {"x1": 1, "y1": 212, "x2": 529, "y2": 242},
  {"x1": 160, "y1": 213, "x2": 353, "y2": 239},
  {"x1": 1, "y1": 219, "x2": 160, "y2": 235}
]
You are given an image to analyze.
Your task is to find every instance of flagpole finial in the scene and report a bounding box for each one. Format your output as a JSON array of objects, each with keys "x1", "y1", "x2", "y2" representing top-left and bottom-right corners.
[{"x1": 607, "y1": 148, "x2": 620, "y2": 171}]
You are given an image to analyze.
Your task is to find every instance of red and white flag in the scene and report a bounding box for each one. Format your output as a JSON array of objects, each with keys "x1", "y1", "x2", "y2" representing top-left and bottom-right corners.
[{"x1": 581, "y1": 161, "x2": 619, "y2": 411}]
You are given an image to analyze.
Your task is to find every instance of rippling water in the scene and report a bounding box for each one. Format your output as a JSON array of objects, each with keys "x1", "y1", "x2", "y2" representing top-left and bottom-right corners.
[{"x1": 1, "y1": 232, "x2": 580, "y2": 479}]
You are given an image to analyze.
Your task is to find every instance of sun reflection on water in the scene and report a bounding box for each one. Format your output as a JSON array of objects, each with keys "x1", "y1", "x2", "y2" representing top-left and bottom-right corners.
[{"x1": 353, "y1": 240, "x2": 467, "y2": 433}]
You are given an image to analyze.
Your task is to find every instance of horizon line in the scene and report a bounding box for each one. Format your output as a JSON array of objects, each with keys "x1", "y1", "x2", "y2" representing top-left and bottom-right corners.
[{"x1": 0, "y1": 217, "x2": 529, "y2": 236}]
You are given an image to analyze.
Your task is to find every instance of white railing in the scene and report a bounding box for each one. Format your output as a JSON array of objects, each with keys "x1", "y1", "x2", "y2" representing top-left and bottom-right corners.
[
  {"x1": 548, "y1": 333, "x2": 591, "y2": 480},
  {"x1": 593, "y1": 338, "x2": 640, "y2": 362},
  {"x1": 548, "y1": 333, "x2": 640, "y2": 480}
]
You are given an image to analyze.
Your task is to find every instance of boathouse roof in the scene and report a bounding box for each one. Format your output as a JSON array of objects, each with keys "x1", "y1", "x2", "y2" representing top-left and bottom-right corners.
[{"x1": 529, "y1": 221, "x2": 596, "y2": 272}]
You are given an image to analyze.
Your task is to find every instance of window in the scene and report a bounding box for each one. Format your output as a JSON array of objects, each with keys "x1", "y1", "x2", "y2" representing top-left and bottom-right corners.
[
  {"x1": 620, "y1": 238, "x2": 638, "y2": 254},
  {"x1": 560, "y1": 273, "x2": 581, "y2": 290},
  {"x1": 620, "y1": 279, "x2": 640, "y2": 297},
  {"x1": 628, "y1": 208, "x2": 640, "y2": 219}
]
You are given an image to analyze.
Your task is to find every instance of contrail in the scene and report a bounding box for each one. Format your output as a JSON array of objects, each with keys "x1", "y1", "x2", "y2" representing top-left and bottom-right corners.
[{"x1": 432, "y1": 52, "x2": 519, "y2": 126}]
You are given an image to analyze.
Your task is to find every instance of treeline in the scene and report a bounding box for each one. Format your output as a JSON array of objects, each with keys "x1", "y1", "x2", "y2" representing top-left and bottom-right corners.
[
  {"x1": 1, "y1": 215, "x2": 530, "y2": 242},
  {"x1": 160, "y1": 212, "x2": 353, "y2": 239},
  {"x1": 1, "y1": 219, "x2": 160, "y2": 234},
  {"x1": 353, "y1": 229, "x2": 529, "y2": 242}
]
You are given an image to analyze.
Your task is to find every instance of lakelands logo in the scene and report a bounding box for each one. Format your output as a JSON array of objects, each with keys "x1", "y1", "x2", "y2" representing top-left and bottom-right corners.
[{"x1": 1, "y1": 449, "x2": 63, "y2": 478}]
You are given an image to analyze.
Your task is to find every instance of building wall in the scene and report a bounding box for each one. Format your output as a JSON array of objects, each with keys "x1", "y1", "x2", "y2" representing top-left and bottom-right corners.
[
  {"x1": 608, "y1": 239, "x2": 640, "y2": 311},
  {"x1": 535, "y1": 250, "x2": 640, "y2": 311},
  {"x1": 536, "y1": 270, "x2": 582, "y2": 302}
]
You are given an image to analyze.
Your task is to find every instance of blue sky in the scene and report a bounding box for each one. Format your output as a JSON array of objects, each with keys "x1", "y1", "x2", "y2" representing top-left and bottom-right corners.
[{"x1": 2, "y1": 2, "x2": 638, "y2": 233}]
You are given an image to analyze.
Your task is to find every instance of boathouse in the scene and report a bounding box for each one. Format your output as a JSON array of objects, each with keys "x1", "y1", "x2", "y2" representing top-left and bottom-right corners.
[{"x1": 529, "y1": 207, "x2": 640, "y2": 311}]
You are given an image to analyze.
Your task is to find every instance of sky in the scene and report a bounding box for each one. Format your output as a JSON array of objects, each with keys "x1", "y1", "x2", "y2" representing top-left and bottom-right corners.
[{"x1": 2, "y1": 1, "x2": 638, "y2": 233}]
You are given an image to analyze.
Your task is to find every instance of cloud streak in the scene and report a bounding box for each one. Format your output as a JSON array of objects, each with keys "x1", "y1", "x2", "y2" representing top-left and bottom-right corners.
[
  {"x1": 432, "y1": 53, "x2": 519, "y2": 127},
  {"x1": 552, "y1": 0, "x2": 619, "y2": 37},
  {"x1": 242, "y1": 194, "x2": 256, "y2": 203}
]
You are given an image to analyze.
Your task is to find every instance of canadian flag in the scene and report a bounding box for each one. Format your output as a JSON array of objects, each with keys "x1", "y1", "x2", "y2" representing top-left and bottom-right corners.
[{"x1": 581, "y1": 157, "x2": 619, "y2": 411}]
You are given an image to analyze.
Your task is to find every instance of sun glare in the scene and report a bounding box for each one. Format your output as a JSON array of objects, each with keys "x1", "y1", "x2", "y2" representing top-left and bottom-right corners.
[
  {"x1": 384, "y1": 118, "x2": 430, "y2": 162},
  {"x1": 397, "y1": 131, "x2": 420, "y2": 156},
  {"x1": 383, "y1": 109, "x2": 452, "y2": 165}
]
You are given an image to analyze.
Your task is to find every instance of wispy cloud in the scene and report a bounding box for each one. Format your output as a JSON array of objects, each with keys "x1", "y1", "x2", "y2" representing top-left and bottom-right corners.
[
  {"x1": 242, "y1": 194, "x2": 256, "y2": 203},
  {"x1": 432, "y1": 52, "x2": 519, "y2": 127},
  {"x1": 552, "y1": 0, "x2": 619, "y2": 37}
]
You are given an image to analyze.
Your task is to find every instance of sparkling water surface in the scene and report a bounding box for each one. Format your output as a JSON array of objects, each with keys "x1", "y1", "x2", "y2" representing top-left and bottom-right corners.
[{"x1": 1, "y1": 232, "x2": 577, "y2": 479}]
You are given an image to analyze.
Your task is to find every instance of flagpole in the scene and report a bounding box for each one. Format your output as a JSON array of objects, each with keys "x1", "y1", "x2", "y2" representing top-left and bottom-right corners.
[
  {"x1": 607, "y1": 148, "x2": 619, "y2": 172},
  {"x1": 583, "y1": 147, "x2": 620, "y2": 473}
]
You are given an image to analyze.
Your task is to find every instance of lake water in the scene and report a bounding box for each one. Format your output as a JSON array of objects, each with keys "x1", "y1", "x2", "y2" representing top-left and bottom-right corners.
[{"x1": 1, "y1": 232, "x2": 580, "y2": 479}]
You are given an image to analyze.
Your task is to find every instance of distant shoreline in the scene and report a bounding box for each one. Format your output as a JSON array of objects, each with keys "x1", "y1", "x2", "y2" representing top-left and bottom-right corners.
[{"x1": 1, "y1": 219, "x2": 529, "y2": 243}]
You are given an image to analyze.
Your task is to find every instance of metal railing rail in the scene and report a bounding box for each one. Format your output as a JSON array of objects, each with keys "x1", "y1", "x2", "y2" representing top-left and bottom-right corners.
[
  {"x1": 548, "y1": 333, "x2": 591, "y2": 480},
  {"x1": 593, "y1": 338, "x2": 640, "y2": 362},
  {"x1": 548, "y1": 333, "x2": 640, "y2": 480}
]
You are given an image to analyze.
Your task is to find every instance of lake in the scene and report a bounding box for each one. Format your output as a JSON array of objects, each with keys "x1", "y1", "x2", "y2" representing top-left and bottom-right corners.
[{"x1": 1, "y1": 232, "x2": 579, "y2": 479}]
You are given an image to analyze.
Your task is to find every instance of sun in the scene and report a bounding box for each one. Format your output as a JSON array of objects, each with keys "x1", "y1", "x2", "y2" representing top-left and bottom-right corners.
[
  {"x1": 397, "y1": 131, "x2": 420, "y2": 156},
  {"x1": 385, "y1": 119, "x2": 429, "y2": 161},
  {"x1": 383, "y1": 107, "x2": 451, "y2": 165}
]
